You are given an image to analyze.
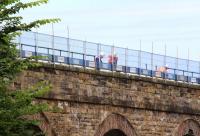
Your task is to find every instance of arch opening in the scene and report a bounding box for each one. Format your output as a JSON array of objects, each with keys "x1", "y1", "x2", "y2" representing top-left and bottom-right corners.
[
  {"x1": 183, "y1": 129, "x2": 194, "y2": 136},
  {"x1": 103, "y1": 129, "x2": 127, "y2": 136},
  {"x1": 176, "y1": 119, "x2": 200, "y2": 136},
  {"x1": 94, "y1": 113, "x2": 137, "y2": 136},
  {"x1": 26, "y1": 125, "x2": 45, "y2": 136}
]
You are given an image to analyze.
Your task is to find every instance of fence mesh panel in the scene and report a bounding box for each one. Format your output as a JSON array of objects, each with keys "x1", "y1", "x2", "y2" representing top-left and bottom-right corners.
[{"x1": 16, "y1": 31, "x2": 200, "y2": 78}]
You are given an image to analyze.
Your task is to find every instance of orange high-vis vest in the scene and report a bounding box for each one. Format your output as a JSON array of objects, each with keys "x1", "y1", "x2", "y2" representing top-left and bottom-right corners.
[{"x1": 108, "y1": 55, "x2": 118, "y2": 64}]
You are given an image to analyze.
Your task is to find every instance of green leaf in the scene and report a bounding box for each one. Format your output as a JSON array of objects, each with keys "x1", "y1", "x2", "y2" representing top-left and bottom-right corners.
[{"x1": 0, "y1": 0, "x2": 60, "y2": 135}]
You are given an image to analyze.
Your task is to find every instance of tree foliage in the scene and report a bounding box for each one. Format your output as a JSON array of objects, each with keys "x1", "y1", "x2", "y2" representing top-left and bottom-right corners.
[{"x1": 0, "y1": 0, "x2": 60, "y2": 135}]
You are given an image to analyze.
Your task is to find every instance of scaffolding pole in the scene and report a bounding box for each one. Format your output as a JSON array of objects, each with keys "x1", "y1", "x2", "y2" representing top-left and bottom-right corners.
[{"x1": 51, "y1": 23, "x2": 55, "y2": 64}]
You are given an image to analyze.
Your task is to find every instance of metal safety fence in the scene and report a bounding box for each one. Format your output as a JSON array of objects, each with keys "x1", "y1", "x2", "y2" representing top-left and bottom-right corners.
[{"x1": 15, "y1": 31, "x2": 200, "y2": 84}]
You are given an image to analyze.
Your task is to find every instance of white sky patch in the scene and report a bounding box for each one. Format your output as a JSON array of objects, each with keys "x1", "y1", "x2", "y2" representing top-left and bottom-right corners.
[{"x1": 17, "y1": 0, "x2": 200, "y2": 61}]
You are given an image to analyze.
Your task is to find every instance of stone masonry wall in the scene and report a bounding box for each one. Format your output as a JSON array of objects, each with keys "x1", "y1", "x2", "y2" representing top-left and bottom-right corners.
[{"x1": 13, "y1": 64, "x2": 200, "y2": 136}]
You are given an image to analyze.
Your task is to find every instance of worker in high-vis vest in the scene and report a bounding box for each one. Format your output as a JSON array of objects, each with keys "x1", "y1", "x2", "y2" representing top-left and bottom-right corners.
[
  {"x1": 108, "y1": 52, "x2": 118, "y2": 71},
  {"x1": 157, "y1": 64, "x2": 169, "y2": 73}
]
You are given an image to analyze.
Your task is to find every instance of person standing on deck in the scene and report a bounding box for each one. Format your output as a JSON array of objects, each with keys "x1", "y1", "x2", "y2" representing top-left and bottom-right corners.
[
  {"x1": 95, "y1": 52, "x2": 104, "y2": 70},
  {"x1": 108, "y1": 52, "x2": 118, "y2": 71},
  {"x1": 157, "y1": 64, "x2": 169, "y2": 73}
]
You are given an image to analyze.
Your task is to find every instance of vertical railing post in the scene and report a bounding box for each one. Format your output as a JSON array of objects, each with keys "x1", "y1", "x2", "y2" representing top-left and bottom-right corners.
[
  {"x1": 47, "y1": 48, "x2": 50, "y2": 62},
  {"x1": 151, "y1": 42, "x2": 154, "y2": 76},
  {"x1": 97, "y1": 43, "x2": 100, "y2": 59},
  {"x1": 99, "y1": 43, "x2": 102, "y2": 69},
  {"x1": 125, "y1": 47, "x2": 128, "y2": 73},
  {"x1": 138, "y1": 40, "x2": 142, "y2": 75},
  {"x1": 187, "y1": 48, "x2": 189, "y2": 75},
  {"x1": 174, "y1": 69, "x2": 177, "y2": 81},
  {"x1": 18, "y1": 34, "x2": 22, "y2": 58},
  {"x1": 67, "y1": 26, "x2": 70, "y2": 64},
  {"x1": 164, "y1": 44, "x2": 167, "y2": 79},
  {"x1": 51, "y1": 23, "x2": 55, "y2": 64},
  {"x1": 176, "y1": 46, "x2": 179, "y2": 74},
  {"x1": 34, "y1": 31, "x2": 38, "y2": 57},
  {"x1": 199, "y1": 61, "x2": 200, "y2": 77},
  {"x1": 67, "y1": 38, "x2": 70, "y2": 64},
  {"x1": 164, "y1": 44, "x2": 166, "y2": 66},
  {"x1": 97, "y1": 43, "x2": 100, "y2": 69},
  {"x1": 83, "y1": 40, "x2": 86, "y2": 68},
  {"x1": 112, "y1": 45, "x2": 114, "y2": 71}
]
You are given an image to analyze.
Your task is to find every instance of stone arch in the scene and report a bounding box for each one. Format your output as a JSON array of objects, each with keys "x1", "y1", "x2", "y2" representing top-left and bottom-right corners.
[
  {"x1": 175, "y1": 119, "x2": 200, "y2": 136},
  {"x1": 94, "y1": 113, "x2": 137, "y2": 136},
  {"x1": 32, "y1": 112, "x2": 57, "y2": 136}
]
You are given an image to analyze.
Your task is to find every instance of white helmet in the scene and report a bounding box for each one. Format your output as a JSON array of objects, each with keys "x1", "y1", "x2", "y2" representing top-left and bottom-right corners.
[
  {"x1": 100, "y1": 52, "x2": 105, "y2": 57},
  {"x1": 113, "y1": 52, "x2": 117, "y2": 56}
]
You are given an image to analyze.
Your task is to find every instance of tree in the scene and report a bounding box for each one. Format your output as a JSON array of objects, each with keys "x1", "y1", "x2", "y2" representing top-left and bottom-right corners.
[{"x1": 0, "y1": 0, "x2": 60, "y2": 135}]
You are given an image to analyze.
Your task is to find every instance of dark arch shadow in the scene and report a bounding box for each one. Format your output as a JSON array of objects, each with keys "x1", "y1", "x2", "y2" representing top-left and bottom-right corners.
[
  {"x1": 26, "y1": 125, "x2": 45, "y2": 136},
  {"x1": 175, "y1": 119, "x2": 200, "y2": 136},
  {"x1": 10, "y1": 124, "x2": 45, "y2": 136},
  {"x1": 104, "y1": 129, "x2": 127, "y2": 136},
  {"x1": 94, "y1": 113, "x2": 137, "y2": 136}
]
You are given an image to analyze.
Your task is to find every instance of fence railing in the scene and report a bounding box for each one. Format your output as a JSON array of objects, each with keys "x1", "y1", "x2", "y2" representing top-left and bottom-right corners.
[{"x1": 15, "y1": 31, "x2": 200, "y2": 84}]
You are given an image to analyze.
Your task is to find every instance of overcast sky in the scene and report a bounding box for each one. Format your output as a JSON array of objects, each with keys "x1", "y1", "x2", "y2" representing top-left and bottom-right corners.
[{"x1": 20, "y1": 0, "x2": 200, "y2": 60}]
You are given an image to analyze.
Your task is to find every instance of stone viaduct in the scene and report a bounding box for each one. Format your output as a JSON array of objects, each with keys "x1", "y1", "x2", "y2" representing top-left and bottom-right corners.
[{"x1": 13, "y1": 64, "x2": 200, "y2": 136}]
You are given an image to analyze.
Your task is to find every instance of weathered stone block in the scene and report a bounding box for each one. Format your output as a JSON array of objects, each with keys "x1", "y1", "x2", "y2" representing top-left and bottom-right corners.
[{"x1": 14, "y1": 64, "x2": 200, "y2": 136}]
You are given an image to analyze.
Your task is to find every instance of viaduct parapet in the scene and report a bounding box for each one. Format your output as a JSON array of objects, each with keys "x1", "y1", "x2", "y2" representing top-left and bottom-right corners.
[{"x1": 13, "y1": 64, "x2": 200, "y2": 136}]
